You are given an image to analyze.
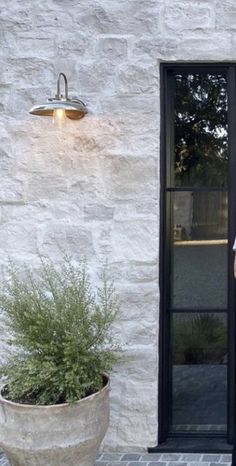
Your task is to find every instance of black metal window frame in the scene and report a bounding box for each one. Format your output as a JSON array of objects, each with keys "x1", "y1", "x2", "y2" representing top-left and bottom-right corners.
[{"x1": 157, "y1": 63, "x2": 236, "y2": 448}]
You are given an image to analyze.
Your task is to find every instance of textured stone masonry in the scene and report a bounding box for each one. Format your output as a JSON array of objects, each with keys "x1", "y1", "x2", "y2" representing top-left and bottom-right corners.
[{"x1": 0, "y1": 0, "x2": 236, "y2": 452}]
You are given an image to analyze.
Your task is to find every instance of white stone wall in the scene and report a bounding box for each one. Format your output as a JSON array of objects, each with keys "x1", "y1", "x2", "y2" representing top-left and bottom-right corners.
[{"x1": 0, "y1": 0, "x2": 235, "y2": 452}]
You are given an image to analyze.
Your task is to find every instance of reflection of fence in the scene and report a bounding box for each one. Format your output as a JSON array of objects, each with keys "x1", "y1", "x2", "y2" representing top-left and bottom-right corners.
[
  {"x1": 192, "y1": 191, "x2": 228, "y2": 239},
  {"x1": 174, "y1": 239, "x2": 228, "y2": 246},
  {"x1": 173, "y1": 243, "x2": 227, "y2": 309}
]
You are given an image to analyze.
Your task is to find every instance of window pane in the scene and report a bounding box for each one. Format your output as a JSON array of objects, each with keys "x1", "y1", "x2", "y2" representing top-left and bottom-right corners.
[
  {"x1": 171, "y1": 73, "x2": 228, "y2": 188},
  {"x1": 170, "y1": 191, "x2": 228, "y2": 310},
  {"x1": 171, "y1": 313, "x2": 227, "y2": 433}
]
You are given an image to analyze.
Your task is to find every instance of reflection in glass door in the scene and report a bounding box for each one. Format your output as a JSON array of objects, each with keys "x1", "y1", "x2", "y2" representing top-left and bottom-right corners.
[
  {"x1": 165, "y1": 70, "x2": 229, "y2": 434},
  {"x1": 171, "y1": 192, "x2": 228, "y2": 432}
]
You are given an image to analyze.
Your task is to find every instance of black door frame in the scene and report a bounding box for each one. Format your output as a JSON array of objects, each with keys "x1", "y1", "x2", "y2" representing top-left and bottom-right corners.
[{"x1": 158, "y1": 63, "x2": 236, "y2": 446}]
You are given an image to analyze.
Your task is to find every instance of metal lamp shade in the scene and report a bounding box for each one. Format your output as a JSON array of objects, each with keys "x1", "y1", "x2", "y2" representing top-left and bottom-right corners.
[
  {"x1": 29, "y1": 72, "x2": 87, "y2": 120},
  {"x1": 29, "y1": 99, "x2": 87, "y2": 120}
]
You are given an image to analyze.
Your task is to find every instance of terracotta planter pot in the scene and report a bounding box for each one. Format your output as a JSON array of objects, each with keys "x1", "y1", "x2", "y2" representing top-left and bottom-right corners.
[{"x1": 0, "y1": 376, "x2": 110, "y2": 466}]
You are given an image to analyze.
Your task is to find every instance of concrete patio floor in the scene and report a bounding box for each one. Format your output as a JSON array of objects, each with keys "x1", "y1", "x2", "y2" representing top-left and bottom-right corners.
[{"x1": 0, "y1": 451, "x2": 232, "y2": 466}]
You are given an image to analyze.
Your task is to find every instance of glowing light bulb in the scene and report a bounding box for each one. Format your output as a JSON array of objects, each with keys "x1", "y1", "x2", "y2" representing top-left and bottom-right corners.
[{"x1": 53, "y1": 108, "x2": 67, "y2": 128}]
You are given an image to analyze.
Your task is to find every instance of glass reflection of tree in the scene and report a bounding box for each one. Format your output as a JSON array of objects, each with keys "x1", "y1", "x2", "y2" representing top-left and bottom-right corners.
[{"x1": 175, "y1": 74, "x2": 228, "y2": 187}]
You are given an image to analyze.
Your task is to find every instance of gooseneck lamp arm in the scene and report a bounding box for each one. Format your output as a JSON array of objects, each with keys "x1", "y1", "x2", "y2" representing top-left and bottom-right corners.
[
  {"x1": 29, "y1": 72, "x2": 87, "y2": 120},
  {"x1": 56, "y1": 73, "x2": 69, "y2": 100}
]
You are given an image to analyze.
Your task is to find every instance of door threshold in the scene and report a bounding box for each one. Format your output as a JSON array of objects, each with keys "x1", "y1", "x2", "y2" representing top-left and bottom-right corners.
[{"x1": 148, "y1": 437, "x2": 233, "y2": 453}]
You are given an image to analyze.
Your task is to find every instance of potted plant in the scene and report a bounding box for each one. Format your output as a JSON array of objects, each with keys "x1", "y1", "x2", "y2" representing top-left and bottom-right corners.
[{"x1": 0, "y1": 256, "x2": 119, "y2": 466}]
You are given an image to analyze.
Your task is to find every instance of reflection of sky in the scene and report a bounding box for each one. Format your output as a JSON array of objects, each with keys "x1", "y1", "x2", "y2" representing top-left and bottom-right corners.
[{"x1": 176, "y1": 113, "x2": 227, "y2": 139}]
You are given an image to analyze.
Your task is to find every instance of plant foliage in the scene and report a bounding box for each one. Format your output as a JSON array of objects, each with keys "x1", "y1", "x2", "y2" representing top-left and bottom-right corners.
[
  {"x1": 174, "y1": 73, "x2": 228, "y2": 187},
  {"x1": 0, "y1": 257, "x2": 120, "y2": 405},
  {"x1": 173, "y1": 313, "x2": 226, "y2": 364}
]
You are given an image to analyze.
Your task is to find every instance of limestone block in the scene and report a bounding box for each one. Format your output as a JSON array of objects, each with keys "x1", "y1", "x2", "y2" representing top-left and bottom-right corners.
[
  {"x1": 135, "y1": 199, "x2": 159, "y2": 216},
  {"x1": 0, "y1": 222, "x2": 37, "y2": 254},
  {"x1": 0, "y1": 125, "x2": 13, "y2": 172},
  {"x1": 85, "y1": 123, "x2": 159, "y2": 159},
  {"x1": 4, "y1": 36, "x2": 56, "y2": 59},
  {"x1": 117, "y1": 282, "x2": 160, "y2": 320},
  {"x1": 57, "y1": 34, "x2": 87, "y2": 58},
  {"x1": 115, "y1": 345, "x2": 159, "y2": 381},
  {"x1": 0, "y1": 5, "x2": 31, "y2": 32},
  {"x1": 216, "y1": 0, "x2": 236, "y2": 30},
  {"x1": 111, "y1": 219, "x2": 159, "y2": 262},
  {"x1": 133, "y1": 37, "x2": 178, "y2": 60},
  {"x1": 15, "y1": 131, "x2": 75, "y2": 174},
  {"x1": 69, "y1": 174, "x2": 106, "y2": 201},
  {"x1": 0, "y1": 178, "x2": 24, "y2": 203},
  {"x1": 53, "y1": 58, "x2": 78, "y2": 86},
  {"x1": 230, "y1": 35, "x2": 236, "y2": 60},
  {"x1": 175, "y1": 32, "x2": 233, "y2": 61},
  {"x1": 114, "y1": 318, "x2": 157, "y2": 346},
  {"x1": 117, "y1": 62, "x2": 158, "y2": 94},
  {"x1": 6, "y1": 89, "x2": 45, "y2": 119},
  {"x1": 25, "y1": 174, "x2": 68, "y2": 202},
  {"x1": 69, "y1": 137, "x2": 106, "y2": 165},
  {"x1": 97, "y1": 37, "x2": 128, "y2": 63},
  {"x1": 109, "y1": 260, "x2": 158, "y2": 284},
  {"x1": 113, "y1": 199, "x2": 159, "y2": 221},
  {"x1": 84, "y1": 203, "x2": 114, "y2": 221},
  {"x1": 113, "y1": 204, "x2": 139, "y2": 221},
  {"x1": 101, "y1": 95, "x2": 160, "y2": 117},
  {"x1": 101, "y1": 155, "x2": 158, "y2": 200},
  {"x1": 164, "y1": 3, "x2": 214, "y2": 31},
  {"x1": 32, "y1": 10, "x2": 73, "y2": 29},
  {"x1": 1, "y1": 202, "x2": 53, "y2": 226},
  {"x1": 0, "y1": 58, "x2": 54, "y2": 88},
  {"x1": 98, "y1": 101, "x2": 160, "y2": 135},
  {"x1": 45, "y1": 200, "x2": 84, "y2": 223},
  {"x1": 77, "y1": 61, "x2": 117, "y2": 94},
  {"x1": 74, "y1": 0, "x2": 160, "y2": 35},
  {"x1": 92, "y1": 223, "x2": 113, "y2": 259},
  {"x1": 104, "y1": 356, "x2": 158, "y2": 450},
  {"x1": 94, "y1": 99, "x2": 159, "y2": 158},
  {"x1": 38, "y1": 223, "x2": 95, "y2": 258}
]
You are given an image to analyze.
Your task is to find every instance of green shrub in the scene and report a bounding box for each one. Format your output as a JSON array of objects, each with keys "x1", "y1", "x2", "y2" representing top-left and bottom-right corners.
[
  {"x1": 173, "y1": 313, "x2": 226, "y2": 364},
  {"x1": 0, "y1": 256, "x2": 120, "y2": 405}
]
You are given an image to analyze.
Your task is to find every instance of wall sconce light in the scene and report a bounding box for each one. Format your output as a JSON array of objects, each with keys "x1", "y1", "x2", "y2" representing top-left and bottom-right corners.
[{"x1": 29, "y1": 73, "x2": 87, "y2": 127}]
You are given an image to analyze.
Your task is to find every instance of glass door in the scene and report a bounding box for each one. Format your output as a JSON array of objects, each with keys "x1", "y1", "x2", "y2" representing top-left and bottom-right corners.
[{"x1": 159, "y1": 66, "x2": 236, "y2": 442}]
